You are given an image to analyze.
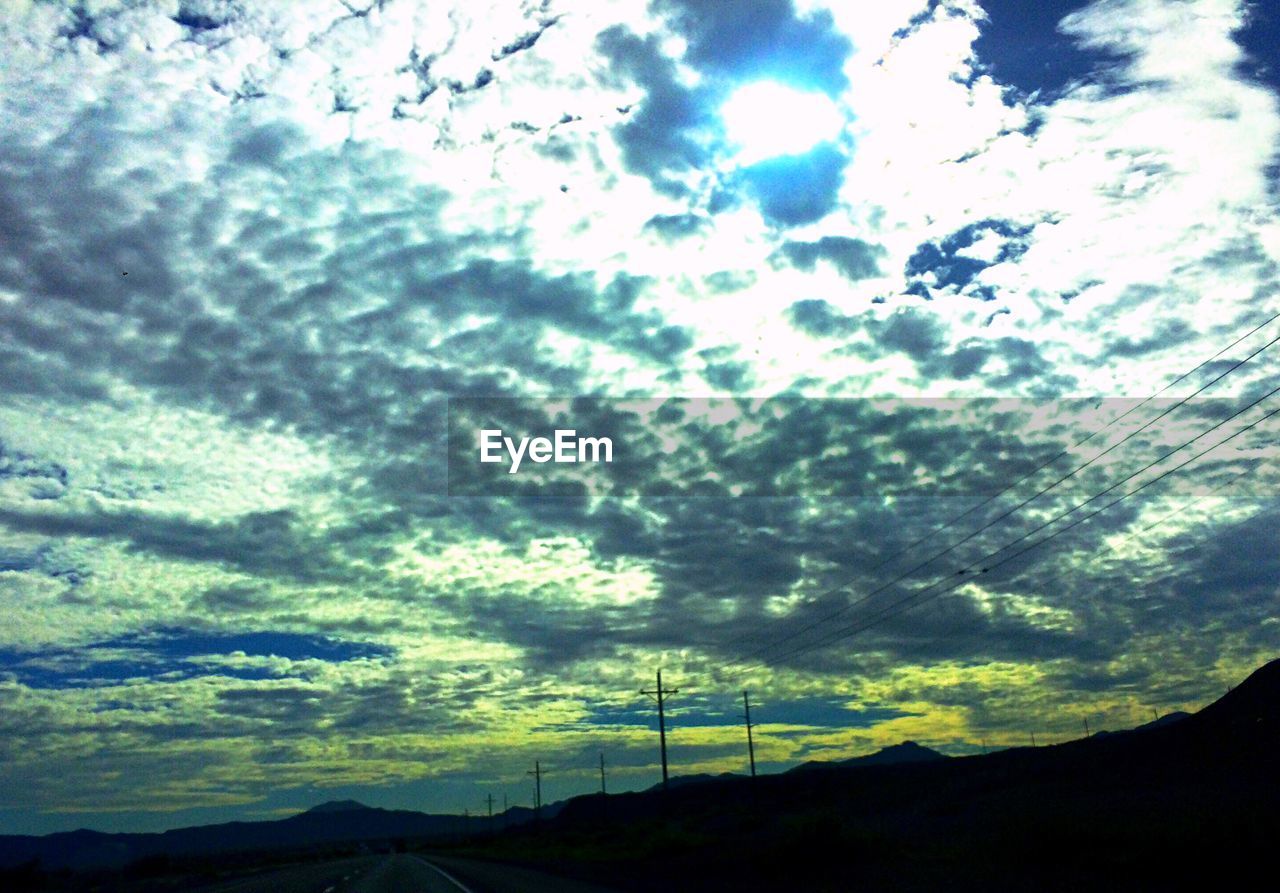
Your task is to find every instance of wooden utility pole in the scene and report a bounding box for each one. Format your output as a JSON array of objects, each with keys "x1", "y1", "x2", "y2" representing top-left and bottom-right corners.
[
  {"x1": 641, "y1": 670, "x2": 679, "y2": 789},
  {"x1": 742, "y1": 690, "x2": 757, "y2": 778},
  {"x1": 599, "y1": 751, "x2": 607, "y2": 794},
  {"x1": 1030, "y1": 731, "x2": 1037, "y2": 747},
  {"x1": 1083, "y1": 717, "x2": 1091, "y2": 737},
  {"x1": 486, "y1": 793, "x2": 494, "y2": 819},
  {"x1": 527, "y1": 761, "x2": 543, "y2": 818}
]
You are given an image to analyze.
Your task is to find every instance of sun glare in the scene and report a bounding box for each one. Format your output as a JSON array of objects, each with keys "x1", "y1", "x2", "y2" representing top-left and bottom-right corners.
[{"x1": 720, "y1": 81, "x2": 845, "y2": 164}]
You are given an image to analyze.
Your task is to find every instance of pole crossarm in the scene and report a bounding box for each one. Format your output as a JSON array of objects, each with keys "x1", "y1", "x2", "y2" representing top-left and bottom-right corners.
[{"x1": 640, "y1": 669, "x2": 681, "y2": 789}]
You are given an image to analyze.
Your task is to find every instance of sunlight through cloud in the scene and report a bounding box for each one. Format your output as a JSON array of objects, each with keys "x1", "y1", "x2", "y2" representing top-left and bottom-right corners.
[{"x1": 721, "y1": 81, "x2": 845, "y2": 164}]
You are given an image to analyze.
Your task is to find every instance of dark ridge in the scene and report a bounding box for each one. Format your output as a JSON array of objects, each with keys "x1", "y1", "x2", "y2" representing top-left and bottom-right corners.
[{"x1": 303, "y1": 800, "x2": 373, "y2": 815}]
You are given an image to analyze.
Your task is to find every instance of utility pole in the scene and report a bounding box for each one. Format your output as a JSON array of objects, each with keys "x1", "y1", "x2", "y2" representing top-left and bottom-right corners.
[
  {"x1": 742, "y1": 690, "x2": 757, "y2": 778},
  {"x1": 527, "y1": 761, "x2": 543, "y2": 818},
  {"x1": 641, "y1": 669, "x2": 679, "y2": 789},
  {"x1": 1083, "y1": 717, "x2": 1091, "y2": 737},
  {"x1": 1030, "y1": 731, "x2": 1037, "y2": 747},
  {"x1": 599, "y1": 752, "x2": 607, "y2": 794},
  {"x1": 486, "y1": 794, "x2": 494, "y2": 820},
  {"x1": 503, "y1": 793, "x2": 508, "y2": 828}
]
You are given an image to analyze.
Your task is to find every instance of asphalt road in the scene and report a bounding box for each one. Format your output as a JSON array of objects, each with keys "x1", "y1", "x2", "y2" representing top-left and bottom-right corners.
[{"x1": 193, "y1": 853, "x2": 621, "y2": 893}]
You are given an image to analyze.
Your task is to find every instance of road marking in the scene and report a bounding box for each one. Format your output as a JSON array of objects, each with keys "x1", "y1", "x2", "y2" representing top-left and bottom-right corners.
[{"x1": 413, "y1": 856, "x2": 477, "y2": 893}]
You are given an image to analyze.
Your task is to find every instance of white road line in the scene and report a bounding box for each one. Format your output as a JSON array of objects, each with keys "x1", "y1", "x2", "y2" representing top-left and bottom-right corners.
[{"x1": 413, "y1": 856, "x2": 477, "y2": 893}]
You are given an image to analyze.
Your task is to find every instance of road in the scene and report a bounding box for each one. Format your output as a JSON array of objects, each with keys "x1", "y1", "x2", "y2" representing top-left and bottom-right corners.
[{"x1": 192, "y1": 852, "x2": 622, "y2": 893}]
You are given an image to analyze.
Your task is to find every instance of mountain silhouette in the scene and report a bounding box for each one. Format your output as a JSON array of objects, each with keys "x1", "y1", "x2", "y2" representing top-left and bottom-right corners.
[
  {"x1": 303, "y1": 799, "x2": 374, "y2": 814},
  {"x1": 541, "y1": 658, "x2": 1280, "y2": 891},
  {"x1": 0, "y1": 803, "x2": 494, "y2": 871},
  {"x1": 4, "y1": 658, "x2": 1276, "y2": 887},
  {"x1": 787, "y1": 739, "x2": 946, "y2": 773}
]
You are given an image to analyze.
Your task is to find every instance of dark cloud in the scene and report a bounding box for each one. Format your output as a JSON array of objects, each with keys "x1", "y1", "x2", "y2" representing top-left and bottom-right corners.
[
  {"x1": 0, "y1": 440, "x2": 69, "y2": 498},
  {"x1": 643, "y1": 212, "x2": 709, "y2": 240},
  {"x1": 655, "y1": 0, "x2": 852, "y2": 96},
  {"x1": 977, "y1": 337, "x2": 1072, "y2": 392},
  {"x1": 596, "y1": 26, "x2": 711, "y2": 197},
  {"x1": 702, "y1": 359, "x2": 752, "y2": 391},
  {"x1": 775, "y1": 236, "x2": 885, "y2": 280},
  {"x1": 0, "y1": 505, "x2": 343, "y2": 583},
  {"x1": 786, "y1": 299, "x2": 860, "y2": 338},
  {"x1": 171, "y1": 5, "x2": 232, "y2": 35},
  {"x1": 227, "y1": 121, "x2": 305, "y2": 168},
  {"x1": 702, "y1": 269, "x2": 756, "y2": 293},
  {"x1": 697, "y1": 345, "x2": 753, "y2": 391},
  {"x1": 0, "y1": 116, "x2": 701, "y2": 588},
  {"x1": 877, "y1": 308, "x2": 947, "y2": 360},
  {"x1": 1105, "y1": 319, "x2": 1196, "y2": 358},
  {"x1": 423, "y1": 395, "x2": 1275, "y2": 672}
]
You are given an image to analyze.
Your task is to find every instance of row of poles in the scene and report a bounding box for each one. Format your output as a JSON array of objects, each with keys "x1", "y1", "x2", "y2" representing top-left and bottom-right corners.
[
  {"x1": 502, "y1": 670, "x2": 1172, "y2": 820},
  {"x1": 642, "y1": 669, "x2": 758, "y2": 790},
  {"x1": 504, "y1": 669, "x2": 751, "y2": 823}
]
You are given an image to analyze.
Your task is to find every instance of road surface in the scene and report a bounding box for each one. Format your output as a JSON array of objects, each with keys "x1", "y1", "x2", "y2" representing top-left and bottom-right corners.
[{"x1": 193, "y1": 852, "x2": 621, "y2": 893}]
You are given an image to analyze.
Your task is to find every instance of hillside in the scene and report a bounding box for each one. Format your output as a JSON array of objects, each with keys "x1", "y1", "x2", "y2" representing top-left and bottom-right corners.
[
  {"x1": 0, "y1": 801, "x2": 493, "y2": 871},
  {"x1": 5, "y1": 659, "x2": 1276, "y2": 889},
  {"x1": 787, "y1": 739, "x2": 947, "y2": 773},
  {"x1": 462, "y1": 658, "x2": 1280, "y2": 891}
]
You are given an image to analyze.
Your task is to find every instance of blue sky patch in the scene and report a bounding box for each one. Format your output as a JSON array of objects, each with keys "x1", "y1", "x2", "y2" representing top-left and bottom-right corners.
[
  {"x1": 585, "y1": 696, "x2": 911, "y2": 730},
  {"x1": 0, "y1": 630, "x2": 393, "y2": 690},
  {"x1": 972, "y1": 0, "x2": 1114, "y2": 98}
]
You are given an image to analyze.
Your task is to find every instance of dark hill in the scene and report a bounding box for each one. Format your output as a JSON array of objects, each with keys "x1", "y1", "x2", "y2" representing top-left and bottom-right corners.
[
  {"x1": 787, "y1": 739, "x2": 946, "y2": 773},
  {"x1": 504, "y1": 658, "x2": 1280, "y2": 892},
  {"x1": 6, "y1": 660, "x2": 1277, "y2": 887},
  {"x1": 0, "y1": 805, "x2": 494, "y2": 871},
  {"x1": 303, "y1": 799, "x2": 372, "y2": 814}
]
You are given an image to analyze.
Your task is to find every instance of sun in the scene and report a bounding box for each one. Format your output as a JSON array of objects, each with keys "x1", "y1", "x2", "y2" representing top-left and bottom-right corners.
[{"x1": 720, "y1": 81, "x2": 845, "y2": 165}]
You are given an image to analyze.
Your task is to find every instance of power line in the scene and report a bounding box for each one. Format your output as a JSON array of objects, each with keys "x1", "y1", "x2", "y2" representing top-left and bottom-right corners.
[
  {"x1": 720, "y1": 333, "x2": 1280, "y2": 678},
  {"x1": 713, "y1": 311, "x2": 1280, "y2": 659},
  {"x1": 742, "y1": 389, "x2": 1280, "y2": 672},
  {"x1": 1101, "y1": 465, "x2": 1251, "y2": 554},
  {"x1": 754, "y1": 392, "x2": 1280, "y2": 671}
]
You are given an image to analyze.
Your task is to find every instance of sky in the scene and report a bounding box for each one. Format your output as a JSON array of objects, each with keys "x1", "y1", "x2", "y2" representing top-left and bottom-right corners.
[{"x1": 0, "y1": 0, "x2": 1278, "y2": 835}]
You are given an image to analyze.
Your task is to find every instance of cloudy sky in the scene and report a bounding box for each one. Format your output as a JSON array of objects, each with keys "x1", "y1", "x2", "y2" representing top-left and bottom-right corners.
[{"x1": 1, "y1": 0, "x2": 1279, "y2": 835}]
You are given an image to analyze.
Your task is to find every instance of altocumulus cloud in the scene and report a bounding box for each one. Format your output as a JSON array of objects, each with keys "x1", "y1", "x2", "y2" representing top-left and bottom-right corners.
[{"x1": 0, "y1": 0, "x2": 1278, "y2": 832}]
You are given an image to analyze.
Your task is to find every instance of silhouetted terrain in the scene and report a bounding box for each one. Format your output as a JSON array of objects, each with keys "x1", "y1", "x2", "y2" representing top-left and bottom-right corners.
[
  {"x1": 458, "y1": 659, "x2": 1279, "y2": 891},
  {"x1": 0, "y1": 800, "x2": 494, "y2": 872},
  {"x1": 787, "y1": 739, "x2": 947, "y2": 773},
  {"x1": 4, "y1": 660, "x2": 1276, "y2": 891}
]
